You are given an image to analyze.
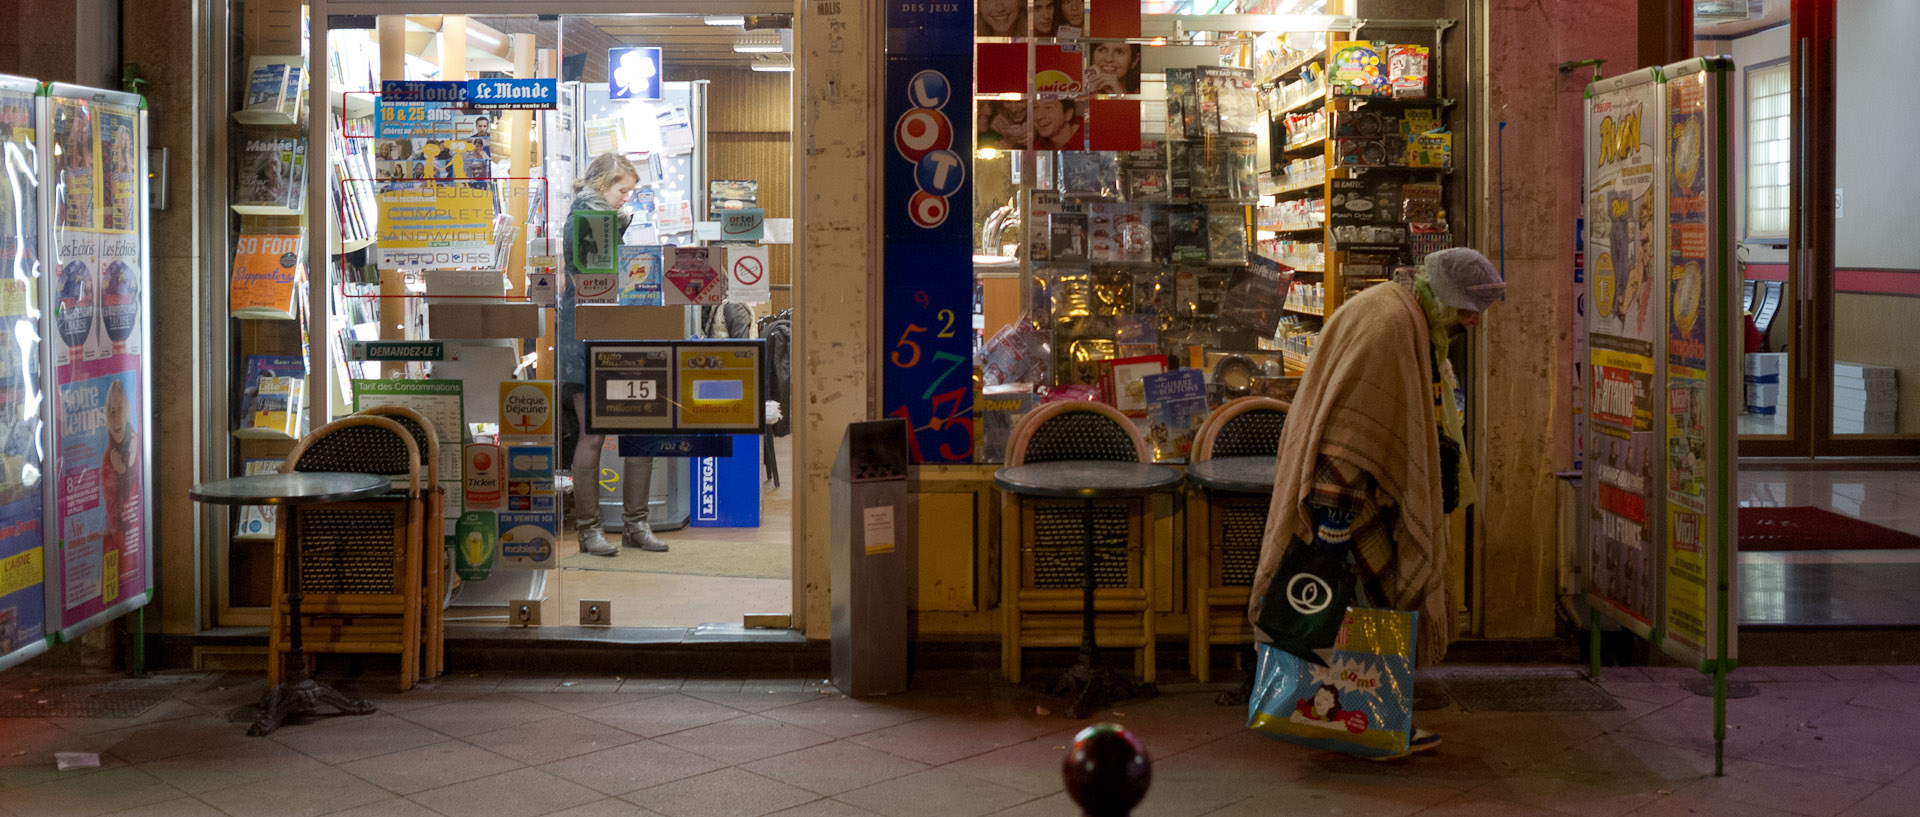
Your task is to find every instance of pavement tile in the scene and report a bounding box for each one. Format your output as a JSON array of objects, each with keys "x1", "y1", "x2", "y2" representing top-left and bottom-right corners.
[
  {"x1": 756, "y1": 696, "x2": 934, "y2": 739},
  {"x1": 579, "y1": 695, "x2": 748, "y2": 739},
  {"x1": 466, "y1": 714, "x2": 644, "y2": 765},
  {"x1": 744, "y1": 740, "x2": 931, "y2": 797},
  {"x1": 847, "y1": 713, "x2": 1057, "y2": 766},
  {"x1": 833, "y1": 768, "x2": 1034, "y2": 817},
  {"x1": 336, "y1": 739, "x2": 523, "y2": 795},
  {"x1": 407, "y1": 766, "x2": 603, "y2": 817},
  {"x1": 91, "y1": 797, "x2": 228, "y2": 817},
  {"x1": 1674, "y1": 756, "x2": 1881, "y2": 817},
  {"x1": 316, "y1": 798, "x2": 445, "y2": 817},
  {"x1": 621, "y1": 768, "x2": 818, "y2": 817},
  {"x1": 653, "y1": 714, "x2": 834, "y2": 765},
  {"x1": 398, "y1": 696, "x2": 566, "y2": 738},
  {"x1": 134, "y1": 738, "x2": 328, "y2": 795},
  {"x1": 270, "y1": 712, "x2": 449, "y2": 764},
  {"x1": 537, "y1": 738, "x2": 727, "y2": 796},
  {"x1": 196, "y1": 765, "x2": 390, "y2": 817},
  {"x1": 1, "y1": 767, "x2": 186, "y2": 817},
  {"x1": 540, "y1": 799, "x2": 671, "y2": 817}
]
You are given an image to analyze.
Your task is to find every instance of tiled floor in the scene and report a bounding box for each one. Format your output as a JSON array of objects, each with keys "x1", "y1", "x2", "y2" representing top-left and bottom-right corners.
[
  {"x1": 5, "y1": 663, "x2": 1920, "y2": 817},
  {"x1": 1738, "y1": 468, "x2": 1920, "y2": 626}
]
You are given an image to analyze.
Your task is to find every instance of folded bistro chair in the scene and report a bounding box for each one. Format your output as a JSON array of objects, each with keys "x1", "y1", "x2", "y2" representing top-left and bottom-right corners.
[
  {"x1": 271, "y1": 415, "x2": 425, "y2": 690},
  {"x1": 353, "y1": 405, "x2": 446, "y2": 682},
  {"x1": 1186, "y1": 396, "x2": 1288, "y2": 682},
  {"x1": 1000, "y1": 400, "x2": 1157, "y2": 684}
]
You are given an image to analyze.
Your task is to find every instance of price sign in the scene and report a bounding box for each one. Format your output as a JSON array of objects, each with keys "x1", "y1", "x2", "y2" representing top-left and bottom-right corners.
[
  {"x1": 585, "y1": 345, "x2": 673, "y2": 432},
  {"x1": 606, "y1": 379, "x2": 657, "y2": 401}
]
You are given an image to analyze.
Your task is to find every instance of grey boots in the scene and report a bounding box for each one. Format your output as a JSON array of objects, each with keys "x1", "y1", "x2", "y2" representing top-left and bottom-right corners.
[
  {"x1": 570, "y1": 458, "x2": 617, "y2": 556},
  {"x1": 570, "y1": 455, "x2": 667, "y2": 556},
  {"x1": 620, "y1": 456, "x2": 668, "y2": 552}
]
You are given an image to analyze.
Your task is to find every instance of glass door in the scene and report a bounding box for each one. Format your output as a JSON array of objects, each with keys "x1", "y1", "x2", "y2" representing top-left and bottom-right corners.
[{"x1": 1709, "y1": 0, "x2": 1920, "y2": 457}]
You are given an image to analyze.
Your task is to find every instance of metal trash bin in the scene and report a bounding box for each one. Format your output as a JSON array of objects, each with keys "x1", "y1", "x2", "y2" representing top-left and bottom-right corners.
[{"x1": 830, "y1": 419, "x2": 913, "y2": 696}]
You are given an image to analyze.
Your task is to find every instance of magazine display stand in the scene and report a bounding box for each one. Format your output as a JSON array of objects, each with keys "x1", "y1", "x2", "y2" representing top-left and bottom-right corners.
[
  {"x1": 0, "y1": 75, "x2": 156, "y2": 671},
  {"x1": 1581, "y1": 58, "x2": 1739, "y2": 774}
]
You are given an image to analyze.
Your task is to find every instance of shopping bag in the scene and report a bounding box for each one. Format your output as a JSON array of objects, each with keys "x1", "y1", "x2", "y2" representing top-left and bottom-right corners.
[
  {"x1": 1252, "y1": 535, "x2": 1355, "y2": 665},
  {"x1": 1246, "y1": 607, "x2": 1417, "y2": 758}
]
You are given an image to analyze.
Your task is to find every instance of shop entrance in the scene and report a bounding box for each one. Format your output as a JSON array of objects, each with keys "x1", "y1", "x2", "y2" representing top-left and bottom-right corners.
[
  {"x1": 308, "y1": 7, "x2": 800, "y2": 633},
  {"x1": 1701, "y1": 0, "x2": 1920, "y2": 458}
]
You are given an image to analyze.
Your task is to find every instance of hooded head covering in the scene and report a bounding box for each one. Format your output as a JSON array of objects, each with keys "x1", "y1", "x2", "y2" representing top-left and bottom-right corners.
[{"x1": 1424, "y1": 248, "x2": 1505, "y2": 313}]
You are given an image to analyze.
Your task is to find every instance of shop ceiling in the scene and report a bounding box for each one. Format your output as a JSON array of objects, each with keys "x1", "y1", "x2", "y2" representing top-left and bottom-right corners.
[{"x1": 432, "y1": 12, "x2": 793, "y2": 73}]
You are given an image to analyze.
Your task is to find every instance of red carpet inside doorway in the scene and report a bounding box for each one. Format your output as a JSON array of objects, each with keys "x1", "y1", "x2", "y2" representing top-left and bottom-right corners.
[{"x1": 1739, "y1": 506, "x2": 1920, "y2": 551}]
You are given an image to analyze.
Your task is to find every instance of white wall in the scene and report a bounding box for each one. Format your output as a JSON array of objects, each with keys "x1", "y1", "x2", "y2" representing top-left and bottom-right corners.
[{"x1": 1835, "y1": 0, "x2": 1920, "y2": 270}]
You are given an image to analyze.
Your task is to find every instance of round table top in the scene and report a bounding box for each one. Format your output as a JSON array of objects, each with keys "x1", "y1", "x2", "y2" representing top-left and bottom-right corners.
[
  {"x1": 1186, "y1": 455, "x2": 1278, "y2": 494},
  {"x1": 188, "y1": 472, "x2": 392, "y2": 506},
  {"x1": 994, "y1": 461, "x2": 1184, "y2": 499}
]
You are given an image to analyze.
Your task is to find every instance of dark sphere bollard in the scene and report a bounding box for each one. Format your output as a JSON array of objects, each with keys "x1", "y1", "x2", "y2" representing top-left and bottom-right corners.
[{"x1": 1062, "y1": 723, "x2": 1151, "y2": 817}]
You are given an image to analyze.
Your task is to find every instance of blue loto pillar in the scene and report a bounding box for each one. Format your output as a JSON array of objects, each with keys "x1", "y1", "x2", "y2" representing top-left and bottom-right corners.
[{"x1": 1063, "y1": 723, "x2": 1152, "y2": 817}]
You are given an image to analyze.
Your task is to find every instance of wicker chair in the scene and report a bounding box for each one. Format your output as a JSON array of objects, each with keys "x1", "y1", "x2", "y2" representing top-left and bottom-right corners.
[
  {"x1": 1185, "y1": 396, "x2": 1288, "y2": 682},
  {"x1": 271, "y1": 415, "x2": 425, "y2": 690},
  {"x1": 354, "y1": 405, "x2": 446, "y2": 682},
  {"x1": 999, "y1": 400, "x2": 1158, "y2": 683}
]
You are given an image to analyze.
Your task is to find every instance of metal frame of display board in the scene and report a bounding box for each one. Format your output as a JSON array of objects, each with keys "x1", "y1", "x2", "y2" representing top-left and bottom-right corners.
[
  {"x1": 0, "y1": 74, "x2": 52, "y2": 672},
  {"x1": 1582, "y1": 57, "x2": 1738, "y2": 775},
  {"x1": 36, "y1": 82, "x2": 155, "y2": 650}
]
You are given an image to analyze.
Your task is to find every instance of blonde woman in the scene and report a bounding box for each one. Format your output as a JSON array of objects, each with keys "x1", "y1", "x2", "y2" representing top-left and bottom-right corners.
[{"x1": 558, "y1": 153, "x2": 668, "y2": 556}]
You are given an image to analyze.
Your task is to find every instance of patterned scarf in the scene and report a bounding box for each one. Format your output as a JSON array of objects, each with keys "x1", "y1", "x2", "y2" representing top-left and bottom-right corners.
[{"x1": 1413, "y1": 277, "x2": 1476, "y2": 510}]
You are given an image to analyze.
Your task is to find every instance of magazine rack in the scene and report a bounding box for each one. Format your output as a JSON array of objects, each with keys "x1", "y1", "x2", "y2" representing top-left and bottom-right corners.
[
  {"x1": 270, "y1": 415, "x2": 425, "y2": 690},
  {"x1": 999, "y1": 401, "x2": 1159, "y2": 685},
  {"x1": 1184, "y1": 396, "x2": 1288, "y2": 682}
]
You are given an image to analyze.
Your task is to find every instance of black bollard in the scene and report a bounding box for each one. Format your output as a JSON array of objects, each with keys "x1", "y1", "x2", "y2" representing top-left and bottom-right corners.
[{"x1": 1062, "y1": 723, "x2": 1151, "y2": 817}]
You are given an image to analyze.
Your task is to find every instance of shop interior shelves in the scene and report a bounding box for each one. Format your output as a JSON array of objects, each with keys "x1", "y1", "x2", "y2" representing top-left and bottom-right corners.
[
  {"x1": 1281, "y1": 348, "x2": 1311, "y2": 372},
  {"x1": 1283, "y1": 134, "x2": 1329, "y2": 154},
  {"x1": 1258, "y1": 221, "x2": 1324, "y2": 234},
  {"x1": 1343, "y1": 95, "x2": 1456, "y2": 109},
  {"x1": 1270, "y1": 87, "x2": 1328, "y2": 116},
  {"x1": 1258, "y1": 47, "x2": 1327, "y2": 87},
  {"x1": 1284, "y1": 303, "x2": 1325, "y2": 317},
  {"x1": 1266, "y1": 175, "x2": 1326, "y2": 197},
  {"x1": 332, "y1": 235, "x2": 375, "y2": 255},
  {"x1": 231, "y1": 202, "x2": 302, "y2": 216}
]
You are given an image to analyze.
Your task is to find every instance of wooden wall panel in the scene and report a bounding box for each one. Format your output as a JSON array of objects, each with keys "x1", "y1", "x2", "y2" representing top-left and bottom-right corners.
[{"x1": 672, "y1": 68, "x2": 795, "y2": 314}]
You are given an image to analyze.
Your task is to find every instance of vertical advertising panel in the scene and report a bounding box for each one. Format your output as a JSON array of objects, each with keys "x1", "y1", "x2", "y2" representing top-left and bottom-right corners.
[
  {"x1": 0, "y1": 76, "x2": 48, "y2": 670},
  {"x1": 44, "y1": 84, "x2": 150, "y2": 638},
  {"x1": 884, "y1": 1, "x2": 975, "y2": 463},
  {"x1": 1661, "y1": 59, "x2": 1736, "y2": 664},
  {"x1": 1583, "y1": 70, "x2": 1665, "y2": 631}
]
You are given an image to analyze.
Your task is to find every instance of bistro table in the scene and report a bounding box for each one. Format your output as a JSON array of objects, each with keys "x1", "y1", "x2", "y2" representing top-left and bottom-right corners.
[
  {"x1": 1183, "y1": 455, "x2": 1277, "y2": 706},
  {"x1": 1185, "y1": 456, "x2": 1278, "y2": 496},
  {"x1": 994, "y1": 461, "x2": 1184, "y2": 718},
  {"x1": 189, "y1": 471, "x2": 392, "y2": 736}
]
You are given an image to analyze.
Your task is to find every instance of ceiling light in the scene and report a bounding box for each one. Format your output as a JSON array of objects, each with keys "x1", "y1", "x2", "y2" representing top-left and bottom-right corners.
[
  {"x1": 733, "y1": 34, "x2": 784, "y2": 53},
  {"x1": 750, "y1": 54, "x2": 793, "y2": 72},
  {"x1": 704, "y1": 15, "x2": 746, "y2": 26}
]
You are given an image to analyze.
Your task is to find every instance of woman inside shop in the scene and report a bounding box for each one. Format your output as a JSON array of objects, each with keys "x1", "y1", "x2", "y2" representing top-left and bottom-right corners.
[
  {"x1": 558, "y1": 152, "x2": 668, "y2": 556},
  {"x1": 1085, "y1": 42, "x2": 1142, "y2": 94},
  {"x1": 1031, "y1": 97, "x2": 1084, "y2": 150}
]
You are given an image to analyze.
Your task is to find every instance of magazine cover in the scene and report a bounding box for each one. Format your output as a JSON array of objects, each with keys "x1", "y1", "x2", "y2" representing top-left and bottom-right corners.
[
  {"x1": 232, "y1": 459, "x2": 282, "y2": 540},
  {"x1": 234, "y1": 354, "x2": 308, "y2": 439},
  {"x1": 229, "y1": 233, "x2": 304, "y2": 319},
  {"x1": 235, "y1": 138, "x2": 302, "y2": 211},
  {"x1": 617, "y1": 245, "x2": 664, "y2": 305},
  {"x1": 1143, "y1": 368, "x2": 1208, "y2": 461},
  {"x1": 52, "y1": 232, "x2": 97, "y2": 368},
  {"x1": 52, "y1": 98, "x2": 96, "y2": 229},
  {"x1": 54, "y1": 370, "x2": 145, "y2": 616}
]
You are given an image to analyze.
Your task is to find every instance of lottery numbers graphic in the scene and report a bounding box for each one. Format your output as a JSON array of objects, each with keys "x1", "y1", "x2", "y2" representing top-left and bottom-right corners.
[{"x1": 887, "y1": 290, "x2": 973, "y2": 463}]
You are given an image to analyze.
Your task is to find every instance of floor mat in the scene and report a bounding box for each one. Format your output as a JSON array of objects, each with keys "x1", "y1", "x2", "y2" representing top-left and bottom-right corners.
[
  {"x1": 1440, "y1": 674, "x2": 1623, "y2": 713},
  {"x1": 1740, "y1": 506, "x2": 1920, "y2": 551},
  {"x1": 0, "y1": 678, "x2": 186, "y2": 718}
]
